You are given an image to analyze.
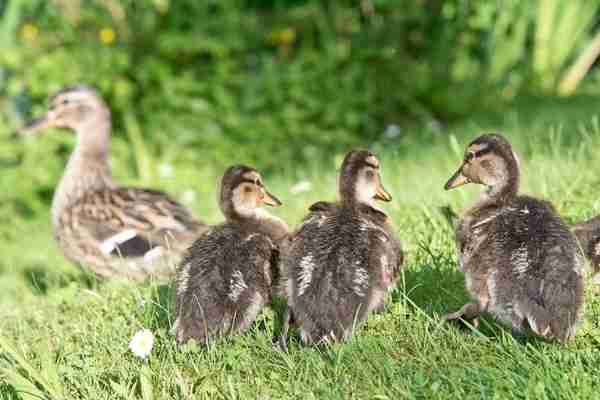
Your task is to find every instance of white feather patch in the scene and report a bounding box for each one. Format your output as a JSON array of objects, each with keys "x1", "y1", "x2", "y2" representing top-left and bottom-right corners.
[
  {"x1": 486, "y1": 270, "x2": 498, "y2": 308},
  {"x1": 511, "y1": 244, "x2": 529, "y2": 275},
  {"x1": 143, "y1": 246, "x2": 165, "y2": 263},
  {"x1": 353, "y1": 266, "x2": 369, "y2": 297},
  {"x1": 229, "y1": 270, "x2": 248, "y2": 301},
  {"x1": 99, "y1": 229, "x2": 138, "y2": 255},
  {"x1": 297, "y1": 254, "x2": 315, "y2": 296},
  {"x1": 177, "y1": 263, "x2": 192, "y2": 296},
  {"x1": 472, "y1": 214, "x2": 498, "y2": 229}
]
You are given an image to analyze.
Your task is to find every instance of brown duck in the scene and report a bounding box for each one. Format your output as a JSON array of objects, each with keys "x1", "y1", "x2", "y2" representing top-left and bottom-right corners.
[
  {"x1": 20, "y1": 85, "x2": 206, "y2": 280},
  {"x1": 444, "y1": 133, "x2": 584, "y2": 341}
]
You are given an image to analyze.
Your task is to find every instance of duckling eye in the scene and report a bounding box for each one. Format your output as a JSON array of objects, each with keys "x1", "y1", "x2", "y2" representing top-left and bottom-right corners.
[
  {"x1": 480, "y1": 159, "x2": 492, "y2": 169},
  {"x1": 365, "y1": 170, "x2": 375, "y2": 179},
  {"x1": 464, "y1": 152, "x2": 475, "y2": 163},
  {"x1": 62, "y1": 99, "x2": 70, "y2": 105},
  {"x1": 244, "y1": 186, "x2": 253, "y2": 193}
]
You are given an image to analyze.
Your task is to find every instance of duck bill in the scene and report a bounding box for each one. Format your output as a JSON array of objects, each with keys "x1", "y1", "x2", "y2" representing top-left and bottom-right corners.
[
  {"x1": 374, "y1": 183, "x2": 392, "y2": 202},
  {"x1": 444, "y1": 167, "x2": 470, "y2": 190},
  {"x1": 19, "y1": 113, "x2": 53, "y2": 136},
  {"x1": 262, "y1": 190, "x2": 282, "y2": 207}
]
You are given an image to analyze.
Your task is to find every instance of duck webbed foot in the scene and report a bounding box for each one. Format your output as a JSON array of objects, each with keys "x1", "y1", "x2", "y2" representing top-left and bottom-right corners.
[{"x1": 443, "y1": 302, "x2": 481, "y2": 327}]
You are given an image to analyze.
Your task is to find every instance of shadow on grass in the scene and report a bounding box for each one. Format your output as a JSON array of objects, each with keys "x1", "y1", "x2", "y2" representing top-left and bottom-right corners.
[
  {"x1": 22, "y1": 264, "x2": 100, "y2": 296},
  {"x1": 392, "y1": 260, "x2": 466, "y2": 317},
  {"x1": 396, "y1": 257, "x2": 549, "y2": 345},
  {"x1": 148, "y1": 282, "x2": 174, "y2": 330}
]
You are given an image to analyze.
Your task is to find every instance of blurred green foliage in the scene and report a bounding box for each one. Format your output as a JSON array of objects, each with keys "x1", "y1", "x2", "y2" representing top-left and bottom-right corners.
[{"x1": 1, "y1": 0, "x2": 600, "y2": 227}]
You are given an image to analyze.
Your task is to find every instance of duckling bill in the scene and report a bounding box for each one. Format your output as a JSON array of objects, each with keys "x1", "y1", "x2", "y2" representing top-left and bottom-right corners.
[
  {"x1": 279, "y1": 149, "x2": 403, "y2": 345},
  {"x1": 443, "y1": 133, "x2": 584, "y2": 341},
  {"x1": 173, "y1": 165, "x2": 289, "y2": 344}
]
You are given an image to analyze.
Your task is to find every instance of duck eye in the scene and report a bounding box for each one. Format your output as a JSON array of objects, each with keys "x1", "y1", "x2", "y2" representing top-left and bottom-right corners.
[
  {"x1": 62, "y1": 99, "x2": 70, "y2": 105},
  {"x1": 465, "y1": 152, "x2": 475, "y2": 163},
  {"x1": 365, "y1": 170, "x2": 375, "y2": 179},
  {"x1": 244, "y1": 186, "x2": 253, "y2": 193}
]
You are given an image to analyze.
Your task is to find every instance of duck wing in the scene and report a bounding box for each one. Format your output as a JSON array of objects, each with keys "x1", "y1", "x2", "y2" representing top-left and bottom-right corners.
[{"x1": 61, "y1": 187, "x2": 205, "y2": 259}]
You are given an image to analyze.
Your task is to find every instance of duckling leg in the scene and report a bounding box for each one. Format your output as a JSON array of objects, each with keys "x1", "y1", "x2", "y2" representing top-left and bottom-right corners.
[
  {"x1": 510, "y1": 316, "x2": 526, "y2": 339},
  {"x1": 275, "y1": 307, "x2": 294, "y2": 350},
  {"x1": 442, "y1": 302, "x2": 480, "y2": 323}
]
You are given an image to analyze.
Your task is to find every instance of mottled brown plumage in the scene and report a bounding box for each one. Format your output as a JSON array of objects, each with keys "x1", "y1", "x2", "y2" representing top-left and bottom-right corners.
[
  {"x1": 444, "y1": 133, "x2": 584, "y2": 341},
  {"x1": 279, "y1": 150, "x2": 403, "y2": 346},
  {"x1": 20, "y1": 85, "x2": 206, "y2": 280},
  {"x1": 173, "y1": 165, "x2": 289, "y2": 344}
]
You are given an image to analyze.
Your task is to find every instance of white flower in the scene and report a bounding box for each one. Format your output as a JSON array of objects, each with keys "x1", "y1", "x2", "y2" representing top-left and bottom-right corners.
[
  {"x1": 181, "y1": 189, "x2": 196, "y2": 204},
  {"x1": 290, "y1": 181, "x2": 312, "y2": 194},
  {"x1": 383, "y1": 124, "x2": 401, "y2": 139},
  {"x1": 129, "y1": 329, "x2": 154, "y2": 359},
  {"x1": 158, "y1": 163, "x2": 174, "y2": 178}
]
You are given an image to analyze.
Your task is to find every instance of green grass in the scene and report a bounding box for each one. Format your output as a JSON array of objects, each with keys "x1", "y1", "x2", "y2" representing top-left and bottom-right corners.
[{"x1": 2, "y1": 99, "x2": 600, "y2": 399}]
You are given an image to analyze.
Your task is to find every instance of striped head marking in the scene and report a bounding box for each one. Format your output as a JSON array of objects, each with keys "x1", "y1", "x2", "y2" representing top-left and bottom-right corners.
[
  {"x1": 220, "y1": 165, "x2": 282, "y2": 219},
  {"x1": 339, "y1": 149, "x2": 391, "y2": 206},
  {"x1": 20, "y1": 85, "x2": 108, "y2": 135},
  {"x1": 445, "y1": 133, "x2": 520, "y2": 194}
]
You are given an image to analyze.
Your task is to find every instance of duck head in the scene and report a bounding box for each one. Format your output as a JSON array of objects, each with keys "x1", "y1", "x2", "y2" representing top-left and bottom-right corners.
[
  {"x1": 220, "y1": 165, "x2": 282, "y2": 220},
  {"x1": 20, "y1": 85, "x2": 109, "y2": 135},
  {"x1": 339, "y1": 149, "x2": 392, "y2": 207},
  {"x1": 445, "y1": 133, "x2": 520, "y2": 200}
]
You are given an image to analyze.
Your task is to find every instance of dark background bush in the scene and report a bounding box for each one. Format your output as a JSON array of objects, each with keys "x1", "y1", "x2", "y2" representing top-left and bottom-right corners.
[{"x1": 1, "y1": 0, "x2": 600, "y2": 225}]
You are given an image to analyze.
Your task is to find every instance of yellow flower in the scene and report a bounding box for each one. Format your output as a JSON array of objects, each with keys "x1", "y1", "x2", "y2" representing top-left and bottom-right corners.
[
  {"x1": 278, "y1": 28, "x2": 295, "y2": 45},
  {"x1": 21, "y1": 23, "x2": 38, "y2": 41},
  {"x1": 267, "y1": 28, "x2": 296, "y2": 47},
  {"x1": 99, "y1": 28, "x2": 115, "y2": 44}
]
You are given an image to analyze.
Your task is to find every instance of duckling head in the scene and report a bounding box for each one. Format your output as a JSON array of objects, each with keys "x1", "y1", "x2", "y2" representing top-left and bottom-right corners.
[
  {"x1": 20, "y1": 85, "x2": 109, "y2": 135},
  {"x1": 339, "y1": 149, "x2": 392, "y2": 207},
  {"x1": 445, "y1": 133, "x2": 520, "y2": 199},
  {"x1": 219, "y1": 165, "x2": 282, "y2": 220}
]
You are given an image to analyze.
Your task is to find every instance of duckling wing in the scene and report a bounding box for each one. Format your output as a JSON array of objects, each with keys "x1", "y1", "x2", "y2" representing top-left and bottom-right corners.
[
  {"x1": 308, "y1": 201, "x2": 338, "y2": 213},
  {"x1": 173, "y1": 226, "x2": 275, "y2": 343},
  {"x1": 62, "y1": 187, "x2": 205, "y2": 259}
]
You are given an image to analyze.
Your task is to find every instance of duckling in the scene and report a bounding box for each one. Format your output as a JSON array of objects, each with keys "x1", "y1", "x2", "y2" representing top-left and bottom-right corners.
[
  {"x1": 443, "y1": 133, "x2": 584, "y2": 341},
  {"x1": 573, "y1": 216, "x2": 600, "y2": 287},
  {"x1": 20, "y1": 85, "x2": 206, "y2": 280},
  {"x1": 278, "y1": 149, "x2": 403, "y2": 346},
  {"x1": 173, "y1": 165, "x2": 289, "y2": 344}
]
